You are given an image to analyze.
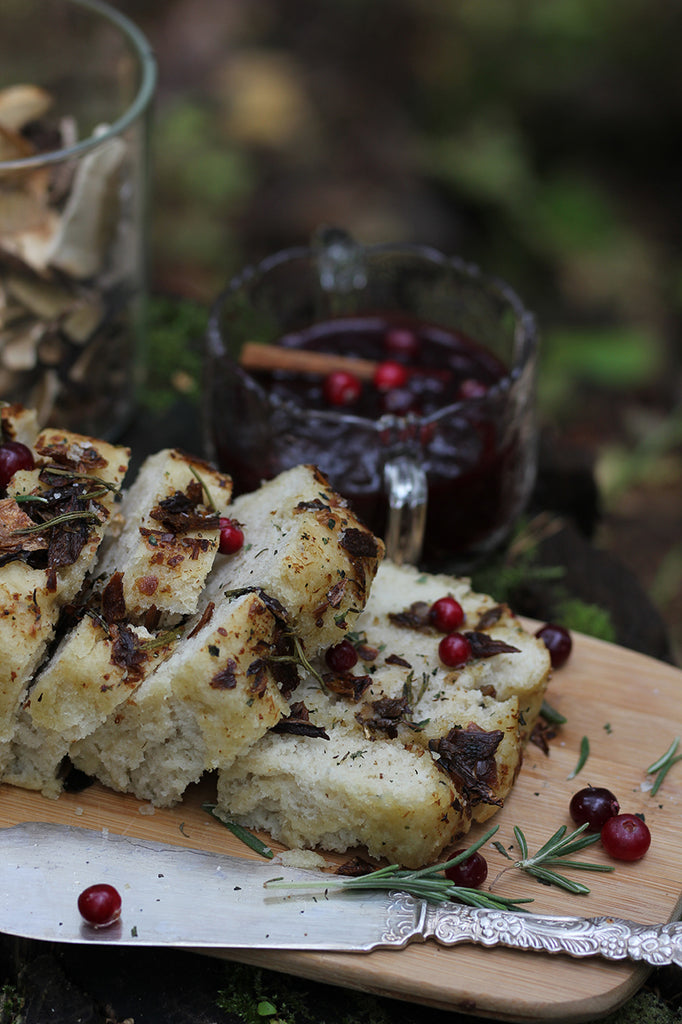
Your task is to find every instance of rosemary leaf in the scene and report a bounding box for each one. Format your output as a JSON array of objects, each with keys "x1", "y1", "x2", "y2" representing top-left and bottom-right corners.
[
  {"x1": 540, "y1": 699, "x2": 567, "y2": 726},
  {"x1": 567, "y1": 735, "x2": 590, "y2": 779},
  {"x1": 647, "y1": 736, "x2": 680, "y2": 773},
  {"x1": 202, "y1": 803, "x2": 274, "y2": 859},
  {"x1": 512, "y1": 825, "x2": 529, "y2": 860},
  {"x1": 524, "y1": 866, "x2": 592, "y2": 895},
  {"x1": 11, "y1": 510, "x2": 101, "y2": 534},
  {"x1": 650, "y1": 754, "x2": 682, "y2": 796}
]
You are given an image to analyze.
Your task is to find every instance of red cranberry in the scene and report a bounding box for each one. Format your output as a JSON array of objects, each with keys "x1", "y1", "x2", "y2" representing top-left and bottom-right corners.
[
  {"x1": 373, "y1": 360, "x2": 409, "y2": 392},
  {"x1": 325, "y1": 638, "x2": 358, "y2": 673},
  {"x1": 569, "y1": 786, "x2": 620, "y2": 831},
  {"x1": 438, "y1": 632, "x2": 471, "y2": 668},
  {"x1": 600, "y1": 814, "x2": 651, "y2": 861},
  {"x1": 77, "y1": 883, "x2": 122, "y2": 927},
  {"x1": 322, "y1": 370, "x2": 362, "y2": 407},
  {"x1": 0, "y1": 440, "x2": 35, "y2": 490},
  {"x1": 429, "y1": 596, "x2": 465, "y2": 633},
  {"x1": 444, "y1": 850, "x2": 488, "y2": 889},
  {"x1": 383, "y1": 326, "x2": 419, "y2": 359},
  {"x1": 218, "y1": 517, "x2": 244, "y2": 555},
  {"x1": 535, "y1": 623, "x2": 572, "y2": 669},
  {"x1": 458, "y1": 378, "x2": 488, "y2": 399}
]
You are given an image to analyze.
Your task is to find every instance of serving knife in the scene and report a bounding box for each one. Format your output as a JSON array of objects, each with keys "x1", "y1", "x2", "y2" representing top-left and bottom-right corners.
[{"x1": 1, "y1": 822, "x2": 680, "y2": 968}]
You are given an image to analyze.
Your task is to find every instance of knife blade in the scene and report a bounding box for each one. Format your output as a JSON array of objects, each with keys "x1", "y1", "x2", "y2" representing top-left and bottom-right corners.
[{"x1": 1, "y1": 821, "x2": 680, "y2": 968}]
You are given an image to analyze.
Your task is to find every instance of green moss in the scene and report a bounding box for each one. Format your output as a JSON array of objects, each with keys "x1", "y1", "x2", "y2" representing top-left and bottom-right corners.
[
  {"x1": 216, "y1": 963, "x2": 393, "y2": 1024},
  {"x1": 140, "y1": 296, "x2": 205, "y2": 413},
  {"x1": 601, "y1": 990, "x2": 682, "y2": 1023},
  {"x1": 0, "y1": 983, "x2": 24, "y2": 1024}
]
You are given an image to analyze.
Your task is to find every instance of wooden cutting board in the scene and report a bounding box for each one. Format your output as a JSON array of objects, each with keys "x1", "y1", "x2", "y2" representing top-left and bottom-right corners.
[{"x1": 1, "y1": 627, "x2": 681, "y2": 1023}]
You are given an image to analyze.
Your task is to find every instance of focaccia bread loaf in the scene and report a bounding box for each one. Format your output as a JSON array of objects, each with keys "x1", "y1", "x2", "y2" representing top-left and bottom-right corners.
[
  {"x1": 69, "y1": 588, "x2": 296, "y2": 806},
  {"x1": 0, "y1": 407, "x2": 130, "y2": 773},
  {"x1": 202, "y1": 464, "x2": 384, "y2": 657},
  {"x1": 94, "y1": 448, "x2": 232, "y2": 621},
  {"x1": 215, "y1": 560, "x2": 551, "y2": 867}
]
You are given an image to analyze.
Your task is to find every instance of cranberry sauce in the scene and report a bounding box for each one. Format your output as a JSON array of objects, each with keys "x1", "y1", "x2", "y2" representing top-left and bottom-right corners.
[{"x1": 219, "y1": 314, "x2": 526, "y2": 567}]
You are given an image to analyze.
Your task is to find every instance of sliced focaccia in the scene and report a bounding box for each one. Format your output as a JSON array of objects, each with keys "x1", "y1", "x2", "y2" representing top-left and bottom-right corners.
[
  {"x1": 2, "y1": 618, "x2": 178, "y2": 797},
  {"x1": 0, "y1": 413, "x2": 130, "y2": 770},
  {"x1": 94, "y1": 448, "x2": 232, "y2": 622},
  {"x1": 215, "y1": 560, "x2": 551, "y2": 867},
  {"x1": 69, "y1": 588, "x2": 296, "y2": 806},
  {"x1": 203, "y1": 464, "x2": 384, "y2": 658}
]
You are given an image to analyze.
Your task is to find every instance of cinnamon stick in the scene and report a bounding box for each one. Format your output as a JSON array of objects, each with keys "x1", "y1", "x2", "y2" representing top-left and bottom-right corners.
[{"x1": 240, "y1": 341, "x2": 378, "y2": 380}]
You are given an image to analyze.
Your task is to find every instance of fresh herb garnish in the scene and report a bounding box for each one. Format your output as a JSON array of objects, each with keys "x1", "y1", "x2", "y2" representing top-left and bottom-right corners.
[
  {"x1": 646, "y1": 736, "x2": 682, "y2": 796},
  {"x1": 567, "y1": 735, "x2": 590, "y2": 779},
  {"x1": 11, "y1": 509, "x2": 101, "y2": 534},
  {"x1": 540, "y1": 699, "x2": 567, "y2": 726},
  {"x1": 264, "y1": 826, "x2": 532, "y2": 911},
  {"x1": 203, "y1": 803, "x2": 274, "y2": 859},
  {"x1": 498, "y1": 823, "x2": 614, "y2": 895}
]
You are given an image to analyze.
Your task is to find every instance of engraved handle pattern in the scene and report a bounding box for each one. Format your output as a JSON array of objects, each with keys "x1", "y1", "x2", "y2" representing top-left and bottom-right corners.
[{"x1": 386, "y1": 895, "x2": 682, "y2": 967}]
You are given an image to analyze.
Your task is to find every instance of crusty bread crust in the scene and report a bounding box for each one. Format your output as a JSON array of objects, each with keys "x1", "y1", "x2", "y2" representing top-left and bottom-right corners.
[{"x1": 203, "y1": 464, "x2": 384, "y2": 657}]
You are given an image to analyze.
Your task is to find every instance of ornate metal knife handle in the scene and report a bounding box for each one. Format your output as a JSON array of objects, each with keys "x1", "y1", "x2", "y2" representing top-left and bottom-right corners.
[{"x1": 388, "y1": 895, "x2": 682, "y2": 967}]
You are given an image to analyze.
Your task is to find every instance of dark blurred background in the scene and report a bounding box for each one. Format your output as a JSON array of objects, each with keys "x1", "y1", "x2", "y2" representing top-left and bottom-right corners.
[{"x1": 117, "y1": 0, "x2": 682, "y2": 661}]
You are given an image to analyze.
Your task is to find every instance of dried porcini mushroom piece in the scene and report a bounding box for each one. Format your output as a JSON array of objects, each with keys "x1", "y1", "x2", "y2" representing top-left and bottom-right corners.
[
  {"x1": 101, "y1": 571, "x2": 126, "y2": 625},
  {"x1": 463, "y1": 631, "x2": 520, "y2": 659},
  {"x1": 355, "y1": 695, "x2": 413, "y2": 739},
  {"x1": 272, "y1": 701, "x2": 330, "y2": 740},
  {"x1": 210, "y1": 658, "x2": 239, "y2": 691},
  {"x1": 335, "y1": 856, "x2": 375, "y2": 877},
  {"x1": 109, "y1": 622, "x2": 149, "y2": 683},
  {"x1": 149, "y1": 482, "x2": 220, "y2": 535},
  {"x1": 339, "y1": 528, "x2": 380, "y2": 559},
  {"x1": 0, "y1": 498, "x2": 48, "y2": 553},
  {"x1": 474, "y1": 605, "x2": 507, "y2": 630},
  {"x1": 324, "y1": 672, "x2": 373, "y2": 702},
  {"x1": 388, "y1": 601, "x2": 433, "y2": 632},
  {"x1": 429, "y1": 724, "x2": 504, "y2": 806}
]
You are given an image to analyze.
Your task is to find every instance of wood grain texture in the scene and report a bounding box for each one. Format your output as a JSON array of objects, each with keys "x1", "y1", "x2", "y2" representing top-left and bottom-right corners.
[{"x1": 1, "y1": 625, "x2": 681, "y2": 1022}]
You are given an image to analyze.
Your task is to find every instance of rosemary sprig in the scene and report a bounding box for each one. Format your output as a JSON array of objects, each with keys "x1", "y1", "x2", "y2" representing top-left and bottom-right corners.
[
  {"x1": 203, "y1": 803, "x2": 274, "y2": 859},
  {"x1": 647, "y1": 736, "x2": 682, "y2": 796},
  {"x1": 11, "y1": 509, "x2": 101, "y2": 534},
  {"x1": 567, "y1": 735, "x2": 590, "y2": 779},
  {"x1": 506, "y1": 823, "x2": 614, "y2": 894},
  {"x1": 38, "y1": 467, "x2": 120, "y2": 492},
  {"x1": 264, "y1": 825, "x2": 533, "y2": 911}
]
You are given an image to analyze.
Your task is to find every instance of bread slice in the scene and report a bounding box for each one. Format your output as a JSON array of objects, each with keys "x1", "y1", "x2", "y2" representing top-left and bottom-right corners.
[
  {"x1": 215, "y1": 561, "x2": 551, "y2": 867},
  {"x1": 6, "y1": 448, "x2": 230, "y2": 795},
  {"x1": 94, "y1": 448, "x2": 232, "y2": 622},
  {"x1": 69, "y1": 588, "x2": 295, "y2": 806},
  {"x1": 1, "y1": 614, "x2": 179, "y2": 797},
  {"x1": 202, "y1": 464, "x2": 384, "y2": 658},
  {"x1": 0, "y1": 417, "x2": 129, "y2": 772}
]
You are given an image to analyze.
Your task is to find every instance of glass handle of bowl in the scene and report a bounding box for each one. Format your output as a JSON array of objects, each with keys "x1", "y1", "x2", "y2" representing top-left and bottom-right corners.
[{"x1": 383, "y1": 454, "x2": 427, "y2": 566}]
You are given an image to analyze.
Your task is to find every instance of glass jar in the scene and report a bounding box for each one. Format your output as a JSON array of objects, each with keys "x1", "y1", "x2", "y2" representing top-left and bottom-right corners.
[{"x1": 0, "y1": 0, "x2": 156, "y2": 438}]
